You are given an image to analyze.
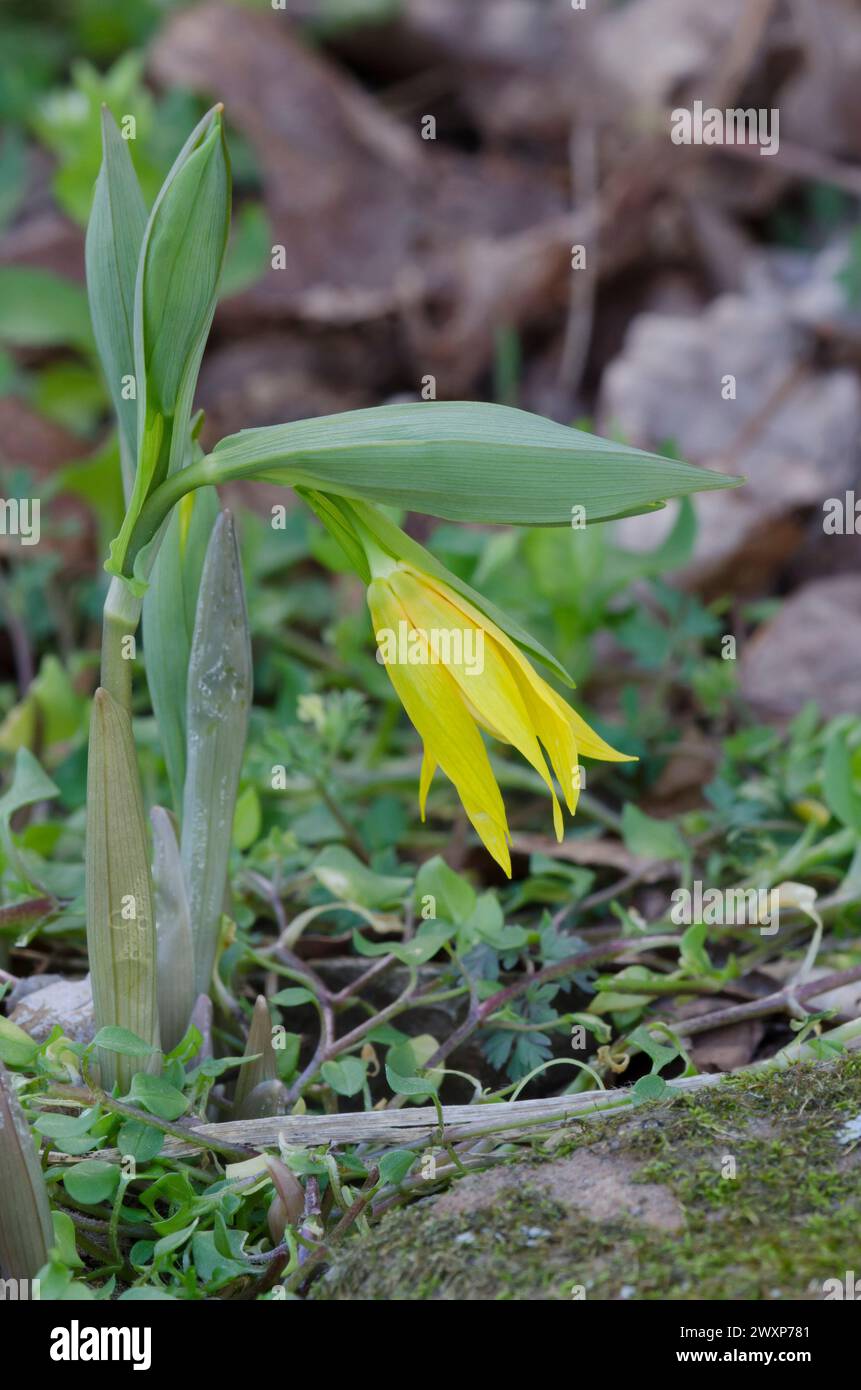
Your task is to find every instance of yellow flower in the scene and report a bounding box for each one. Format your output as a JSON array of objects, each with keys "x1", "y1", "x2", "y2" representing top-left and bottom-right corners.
[{"x1": 368, "y1": 561, "x2": 634, "y2": 877}]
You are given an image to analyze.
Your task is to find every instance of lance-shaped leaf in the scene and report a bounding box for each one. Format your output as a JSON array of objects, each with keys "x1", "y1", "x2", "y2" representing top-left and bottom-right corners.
[
  {"x1": 151, "y1": 807, "x2": 194, "y2": 1054},
  {"x1": 86, "y1": 688, "x2": 161, "y2": 1090},
  {"x1": 200, "y1": 401, "x2": 740, "y2": 528},
  {"x1": 234, "y1": 996, "x2": 278, "y2": 1116},
  {"x1": 0, "y1": 1062, "x2": 53, "y2": 1281},
  {"x1": 142, "y1": 483, "x2": 219, "y2": 811},
  {"x1": 85, "y1": 107, "x2": 148, "y2": 502},
  {"x1": 181, "y1": 510, "x2": 252, "y2": 996},
  {"x1": 107, "y1": 105, "x2": 231, "y2": 592}
]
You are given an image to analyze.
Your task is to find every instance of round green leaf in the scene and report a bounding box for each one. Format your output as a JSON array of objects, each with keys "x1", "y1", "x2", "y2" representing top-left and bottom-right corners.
[{"x1": 63, "y1": 1159, "x2": 121, "y2": 1206}]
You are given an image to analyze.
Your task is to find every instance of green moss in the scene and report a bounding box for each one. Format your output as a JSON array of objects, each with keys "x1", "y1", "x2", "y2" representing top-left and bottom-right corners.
[{"x1": 311, "y1": 1057, "x2": 861, "y2": 1300}]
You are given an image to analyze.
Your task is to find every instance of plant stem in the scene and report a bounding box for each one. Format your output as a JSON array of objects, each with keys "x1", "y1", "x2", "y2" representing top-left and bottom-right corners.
[
  {"x1": 100, "y1": 577, "x2": 143, "y2": 711},
  {"x1": 124, "y1": 455, "x2": 213, "y2": 579}
]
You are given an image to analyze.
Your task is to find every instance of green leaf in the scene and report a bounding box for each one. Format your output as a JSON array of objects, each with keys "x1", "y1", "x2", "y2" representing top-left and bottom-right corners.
[
  {"x1": 679, "y1": 923, "x2": 713, "y2": 976},
  {"x1": 636, "y1": 495, "x2": 697, "y2": 575},
  {"x1": 385, "y1": 1064, "x2": 437, "y2": 1098},
  {"x1": 321, "y1": 1056, "x2": 367, "y2": 1097},
  {"x1": 632, "y1": 1074, "x2": 668, "y2": 1103},
  {"x1": 32, "y1": 360, "x2": 107, "y2": 435},
  {"x1": 51, "y1": 1209, "x2": 84, "y2": 1269},
  {"x1": 233, "y1": 784, "x2": 261, "y2": 851},
  {"x1": 460, "y1": 891, "x2": 526, "y2": 951},
  {"x1": 153, "y1": 1221, "x2": 198, "y2": 1258},
  {"x1": 626, "y1": 1026, "x2": 681, "y2": 1075},
  {"x1": 191, "y1": 1229, "x2": 249, "y2": 1288},
  {"x1": 311, "y1": 845, "x2": 411, "y2": 910},
  {"x1": 621, "y1": 804, "x2": 688, "y2": 862},
  {"x1": 192, "y1": 1055, "x2": 252, "y2": 1081},
  {"x1": 271, "y1": 987, "x2": 315, "y2": 1008},
  {"x1": 0, "y1": 128, "x2": 28, "y2": 232},
  {"x1": 34, "y1": 1109, "x2": 100, "y2": 1142},
  {"x1": 126, "y1": 1073, "x2": 189, "y2": 1121},
  {"x1": 378, "y1": 1149, "x2": 416, "y2": 1186},
  {"x1": 823, "y1": 732, "x2": 861, "y2": 833},
  {"x1": 92, "y1": 1026, "x2": 157, "y2": 1058},
  {"x1": 0, "y1": 267, "x2": 93, "y2": 352},
  {"x1": 353, "y1": 920, "x2": 456, "y2": 965},
  {"x1": 205, "y1": 402, "x2": 740, "y2": 528},
  {"x1": 0, "y1": 747, "x2": 59, "y2": 819},
  {"x1": 219, "y1": 201, "x2": 271, "y2": 299},
  {"x1": 0, "y1": 1016, "x2": 39, "y2": 1068},
  {"x1": 387, "y1": 1035, "x2": 440, "y2": 1079},
  {"x1": 119, "y1": 1286, "x2": 178, "y2": 1300},
  {"x1": 63, "y1": 1160, "x2": 121, "y2": 1206},
  {"x1": 55, "y1": 435, "x2": 127, "y2": 561},
  {"x1": 0, "y1": 748, "x2": 61, "y2": 890},
  {"x1": 116, "y1": 1119, "x2": 165, "y2": 1164},
  {"x1": 413, "y1": 855, "x2": 477, "y2": 924},
  {"x1": 85, "y1": 107, "x2": 148, "y2": 497}
]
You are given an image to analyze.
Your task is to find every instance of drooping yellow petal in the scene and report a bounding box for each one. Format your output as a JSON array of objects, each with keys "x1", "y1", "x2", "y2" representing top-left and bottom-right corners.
[
  {"x1": 418, "y1": 746, "x2": 436, "y2": 820},
  {"x1": 506, "y1": 664, "x2": 582, "y2": 814},
  {"x1": 560, "y1": 698, "x2": 636, "y2": 763},
  {"x1": 413, "y1": 563, "x2": 633, "y2": 800},
  {"x1": 391, "y1": 568, "x2": 564, "y2": 840},
  {"x1": 369, "y1": 579, "x2": 511, "y2": 874}
]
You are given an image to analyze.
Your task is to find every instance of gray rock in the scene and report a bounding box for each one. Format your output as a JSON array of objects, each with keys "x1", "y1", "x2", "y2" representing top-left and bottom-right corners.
[
  {"x1": 9, "y1": 975, "x2": 94, "y2": 1045},
  {"x1": 600, "y1": 294, "x2": 861, "y2": 594},
  {"x1": 739, "y1": 575, "x2": 861, "y2": 719}
]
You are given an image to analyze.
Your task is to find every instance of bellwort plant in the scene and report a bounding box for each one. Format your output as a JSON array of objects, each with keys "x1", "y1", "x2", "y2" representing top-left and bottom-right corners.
[{"x1": 84, "y1": 106, "x2": 739, "y2": 1087}]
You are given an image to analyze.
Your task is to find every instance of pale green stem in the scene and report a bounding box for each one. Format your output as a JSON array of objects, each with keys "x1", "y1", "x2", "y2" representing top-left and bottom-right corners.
[{"x1": 101, "y1": 576, "x2": 143, "y2": 712}]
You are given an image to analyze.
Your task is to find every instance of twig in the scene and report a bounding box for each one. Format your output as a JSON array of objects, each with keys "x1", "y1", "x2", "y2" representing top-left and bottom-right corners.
[{"x1": 661, "y1": 963, "x2": 861, "y2": 1038}]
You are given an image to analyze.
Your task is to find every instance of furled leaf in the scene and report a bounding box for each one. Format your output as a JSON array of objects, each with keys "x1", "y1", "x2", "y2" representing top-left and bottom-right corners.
[
  {"x1": 86, "y1": 688, "x2": 161, "y2": 1090},
  {"x1": 85, "y1": 107, "x2": 148, "y2": 499},
  {"x1": 106, "y1": 105, "x2": 231, "y2": 590},
  {"x1": 181, "y1": 511, "x2": 252, "y2": 996},
  {"x1": 0, "y1": 1062, "x2": 54, "y2": 1281},
  {"x1": 234, "y1": 996, "x2": 277, "y2": 1115},
  {"x1": 151, "y1": 806, "x2": 194, "y2": 1054}
]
